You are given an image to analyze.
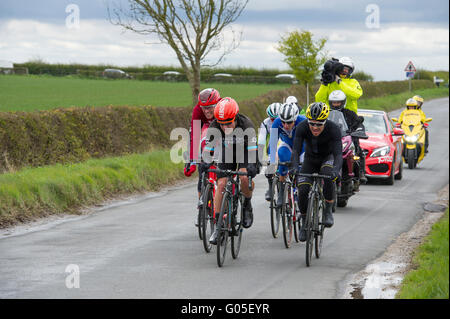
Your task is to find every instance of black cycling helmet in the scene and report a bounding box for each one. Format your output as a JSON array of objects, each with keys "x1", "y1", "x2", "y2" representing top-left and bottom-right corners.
[{"x1": 306, "y1": 102, "x2": 330, "y2": 121}]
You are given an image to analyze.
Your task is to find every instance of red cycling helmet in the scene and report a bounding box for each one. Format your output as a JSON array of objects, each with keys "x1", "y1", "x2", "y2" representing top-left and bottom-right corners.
[
  {"x1": 198, "y1": 88, "x2": 221, "y2": 107},
  {"x1": 214, "y1": 97, "x2": 239, "y2": 124}
]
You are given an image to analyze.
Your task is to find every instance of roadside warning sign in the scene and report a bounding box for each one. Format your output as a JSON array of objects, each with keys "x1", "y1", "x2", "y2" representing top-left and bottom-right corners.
[{"x1": 404, "y1": 61, "x2": 416, "y2": 72}]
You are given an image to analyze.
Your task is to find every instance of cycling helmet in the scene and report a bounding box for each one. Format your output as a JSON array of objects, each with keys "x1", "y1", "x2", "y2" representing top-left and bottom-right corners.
[
  {"x1": 406, "y1": 98, "x2": 418, "y2": 109},
  {"x1": 198, "y1": 88, "x2": 221, "y2": 107},
  {"x1": 278, "y1": 103, "x2": 299, "y2": 123},
  {"x1": 413, "y1": 95, "x2": 424, "y2": 108},
  {"x1": 328, "y1": 90, "x2": 347, "y2": 110},
  {"x1": 214, "y1": 97, "x2": 239, "y2": 124},
  {"x1": 286, "y1": 96, "x2": 298, "y2": 105},
  {"x1": 338, "y1": 56, "x2": 355, "y2": 76},
  {"x1": 266, "y1": 102, "x2": 281, "y2": 119},
  {"x1": 306, "y1": 102, "x2": 330, "y2": 121}
]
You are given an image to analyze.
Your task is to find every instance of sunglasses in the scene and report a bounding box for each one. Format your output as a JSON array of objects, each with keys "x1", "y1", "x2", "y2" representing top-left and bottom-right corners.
[
  {"x1": 308, "y1": 120, "x2": 326, "y2": 127},
  {"x1": 218, "y1": 119, "x2": 235, "y2": 126},
  {"x1": 281, "y1": 120, "x2": 294, "y2": 125}
]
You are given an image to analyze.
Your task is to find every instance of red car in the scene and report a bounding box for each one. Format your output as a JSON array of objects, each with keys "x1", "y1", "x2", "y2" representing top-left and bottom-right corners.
[{"x1": 358, "y1": 109, "x2": 404, "y2": 185}]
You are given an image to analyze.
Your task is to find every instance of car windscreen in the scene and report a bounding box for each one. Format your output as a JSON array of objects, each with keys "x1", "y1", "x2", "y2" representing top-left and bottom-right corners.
[{"x1": 358, "y1": 112, "x2": 388, "y2": 134}]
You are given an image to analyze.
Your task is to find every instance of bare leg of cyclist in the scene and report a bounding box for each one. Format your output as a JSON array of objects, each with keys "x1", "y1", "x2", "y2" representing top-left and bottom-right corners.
[
  {"x1": 209, "y1": 178, "x2": 227, "y2": 245},
  {"x1": 239, "y1": 168, "x2": 254, "y2": 229}
]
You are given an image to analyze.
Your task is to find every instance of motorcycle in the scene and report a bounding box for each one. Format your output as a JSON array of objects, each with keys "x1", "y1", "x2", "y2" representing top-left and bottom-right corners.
[
  {"x1": 328, "y1": 110, "x2": 368, "y2": 208},
  {"x1": 392, "y1": 110, "x2": 432, "y2": 169}
]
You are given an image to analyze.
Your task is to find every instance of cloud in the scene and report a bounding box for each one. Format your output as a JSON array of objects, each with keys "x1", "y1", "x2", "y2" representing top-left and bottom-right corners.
[{"x1": 0, "y1": 0, "x2": 448, "y2": 81}]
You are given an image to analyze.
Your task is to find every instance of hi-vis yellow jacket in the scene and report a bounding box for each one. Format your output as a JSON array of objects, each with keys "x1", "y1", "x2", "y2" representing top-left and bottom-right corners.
[
  {"x1": 398, "y1": 108, "x2": 427, "y2": 124},
  {"x1": 315, "y1": 78, "x2": 363, "y2": 114}
]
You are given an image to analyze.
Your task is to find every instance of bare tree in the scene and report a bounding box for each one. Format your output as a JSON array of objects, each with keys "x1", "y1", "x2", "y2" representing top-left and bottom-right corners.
[{"x1": 108, "y1": 0, "x2": 249, "y2": 105}]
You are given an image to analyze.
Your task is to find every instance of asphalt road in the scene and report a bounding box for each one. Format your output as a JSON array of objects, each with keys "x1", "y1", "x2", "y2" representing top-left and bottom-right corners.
[{"x1": 0, "y1": 97, "x2": 448, "y2": 299}]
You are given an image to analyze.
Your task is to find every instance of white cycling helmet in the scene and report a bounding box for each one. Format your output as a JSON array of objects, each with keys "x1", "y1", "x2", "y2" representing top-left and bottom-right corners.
[
  {"x1": 266, "y1": 102, "x2": 281, "y2": 119},
  {"x1": 328, "y1": 90, "x2": 347, "y2": 110},
  {"x1": 286, "y1": 96, "x2": 298, "y2": 104},
  {"x1": 339, "y1": 56, "x2": 355, "y2": 76},
  {"x1": 278, "y1": 102, "x2": 299, "y2": 123}
]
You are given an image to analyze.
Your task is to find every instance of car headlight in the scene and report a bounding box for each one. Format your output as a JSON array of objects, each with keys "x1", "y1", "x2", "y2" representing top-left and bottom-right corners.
[
  {"x1": 370, "y1": 145, "x2": 390, "y2": 157},
  {"x1": 404, "y1": 134, "x2": 419, "y2": 143}
]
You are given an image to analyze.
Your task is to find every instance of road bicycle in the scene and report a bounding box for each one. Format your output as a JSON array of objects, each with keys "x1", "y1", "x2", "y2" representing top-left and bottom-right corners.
[
  {"x1": 198, "y1": 164, "x2": 217, "y2": 253},
  {"x1": 278, "y1": 162, "x2": 301, "y2": 248},
  {"x1": 207, "y1": 168, "x2": 252, "y2": 267},
  {"x1": 296, "y1": 172, "x2": 332, "y2": 267},
  {"x1": 267, "y1": 172, "x2": 281, "y2": 239}
]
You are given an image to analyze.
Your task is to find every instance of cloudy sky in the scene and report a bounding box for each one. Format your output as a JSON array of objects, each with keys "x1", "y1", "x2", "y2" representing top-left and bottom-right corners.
[{"x1": 0, "y1": 0, "x2": 448, "y2": 80}]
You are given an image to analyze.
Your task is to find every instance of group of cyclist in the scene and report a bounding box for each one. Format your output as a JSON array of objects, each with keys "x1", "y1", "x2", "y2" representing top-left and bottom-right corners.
[{"x1": 184, "y1": 56, "x2": 372, "y2": 245}]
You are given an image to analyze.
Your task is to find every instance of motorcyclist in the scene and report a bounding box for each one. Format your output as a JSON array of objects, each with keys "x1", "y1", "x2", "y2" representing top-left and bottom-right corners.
[
  {"x1": 290, "y1": 102, "x2": 343, "y2": 241},
  {"x1": 258, "y1": 102, "x2": 282, "y2": 201},
  {"x1": 413, "y1": 95, "x2": 429, "y2": 153},
  {"x1": 328, "y1": 90, "x2": 368, "y2": 185},
  {"x1": 315, "y1": 57, "x2": 363, "y2": 114},
  {"x1": 398, "y1": 98, "x2": 428, "y2": 153},
  {"x1": 201, "y1": 97, "x2": 259, "y2": 245}
]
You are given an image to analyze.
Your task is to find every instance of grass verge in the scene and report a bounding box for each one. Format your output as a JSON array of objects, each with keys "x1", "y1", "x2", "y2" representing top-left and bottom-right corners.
[
  {"x1": 358, "y1": 87, "x2": 449, "y2": 112},
  {"x1": 396, "y1": 209, "x2": 449, "y2": 299},
  {"x1": 0, "y1": 149, "x2": 184, "y2": 227}
]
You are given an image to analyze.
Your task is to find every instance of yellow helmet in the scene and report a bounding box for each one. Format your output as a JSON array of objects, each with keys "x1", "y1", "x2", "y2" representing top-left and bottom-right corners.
[
  {"x1": 306, "y1": 102, "x2": 330, "y2": 121},
  {"x1": 413, "y1": 95, "x2": 424, "y2": 103},
  {"x1": 406, "y1": 98, "x2": 418, "y2": 109},
  {"x1": 413, "y1": 95, "x2": 424, "y2": 108}
]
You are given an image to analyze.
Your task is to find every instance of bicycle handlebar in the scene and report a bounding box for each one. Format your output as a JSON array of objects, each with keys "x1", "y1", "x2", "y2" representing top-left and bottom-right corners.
[
  {"x1": 207, "y1": 169, "x2": 253, "y2": 191},
  {"x1": 296, "y1": 172, "x2": 333, "y2": 179}
]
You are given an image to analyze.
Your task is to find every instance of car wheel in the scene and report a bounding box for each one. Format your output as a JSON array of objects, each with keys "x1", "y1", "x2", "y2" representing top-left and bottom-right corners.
[
  {"x1": 385, "y1": 160, "x2": 395, "y2": 185},
  {"x1": 395, "y1": 157, "x2": 403, "y2": 180}
]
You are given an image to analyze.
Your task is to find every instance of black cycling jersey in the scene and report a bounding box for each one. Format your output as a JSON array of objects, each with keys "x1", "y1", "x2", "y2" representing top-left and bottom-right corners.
[
  {"x1": 203, "y1": 113, "x2": 258, "y2": 166},
  {"x1": 291, "y1": 120, "x2": 343, "y2": 176}
]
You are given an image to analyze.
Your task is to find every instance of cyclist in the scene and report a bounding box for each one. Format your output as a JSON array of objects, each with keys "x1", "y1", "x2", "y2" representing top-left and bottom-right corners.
[
  {"x1": 328, "y1": 90, "x2": 367, "y2": 184},
  {"x1": 290, "y1": 102, "x2": 343, "y2": 242},
  {"x1": 201, "y1": 97, "x2": 259, "y2": 245},
  {"x1": 268, "y1": 102, "x2": 306, "y2": 207},
  {"x1": 258, "y1": 102, "x2": 282, "y2": 201},
  {"x1": 286, "y1": 95, "x2": 306, "y2": 115},
  {"x1": 315, "y1": 56, "x2": 363, "y2": 114},
  {"x1": 184, "y1": 88, "x2": 221, "y2": 199},
  {"x1": 413, "y1": 95, "x2": 429, "y2": 153}
]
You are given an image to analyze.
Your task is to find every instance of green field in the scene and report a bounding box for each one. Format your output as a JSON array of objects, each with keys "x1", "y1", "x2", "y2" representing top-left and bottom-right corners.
[{"x1": 0, "y1": 75, "x2": 290, "y2": 112}]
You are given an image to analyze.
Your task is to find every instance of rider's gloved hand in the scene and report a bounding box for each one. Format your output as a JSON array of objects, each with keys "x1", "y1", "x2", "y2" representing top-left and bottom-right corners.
[
  {"x1": 198, "y1": 162, "x2": 211, "y2": 173},
  {"x1": 331, "y1": 170, "x2": 340, "y2": 182},
  {"x1": 246, "y1": 164, "x2": 259, "y2": 178},
  {"x1": 266, "y1": 163, "x2": 277, "y2": 175},
  {"x1": 289, "y1": 167, "x2": 299, "y2": 176},
  {"x1": 184, "y1": 162, "x2": 197, "y2": 177}
]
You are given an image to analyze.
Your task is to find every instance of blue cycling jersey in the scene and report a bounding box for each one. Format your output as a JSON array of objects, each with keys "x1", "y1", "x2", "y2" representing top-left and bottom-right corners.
[{"x1": 269, "y1": 115, "x2": 307, "y2": 164}]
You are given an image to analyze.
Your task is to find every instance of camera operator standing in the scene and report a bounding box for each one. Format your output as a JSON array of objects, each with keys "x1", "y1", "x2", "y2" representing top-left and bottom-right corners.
[{"x1": 315, "y1": 57, "x2": 363, "y2": 114}]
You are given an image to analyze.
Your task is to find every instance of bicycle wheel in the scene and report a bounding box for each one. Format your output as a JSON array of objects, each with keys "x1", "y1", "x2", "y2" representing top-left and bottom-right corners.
[
  {"x1": 198, "y1": 205, "x2": 203, "y2": 240},
  {"x1": 201, "y1": 183, "x2": 214, "y2": 253},
  {"x1": 293, "y1": 189, "x2": 300, "y2": 243},
  {"x1": 231, "y1": 195, "x2": 244, "y2": 259},
  {"x1": 314, "y1": 199, "x2": 325, "y2": 258},
  {"x1": 282, "y1": 182, "x2": 293, "y2": 249},
  {"x1": 217, "y1": 192, "x2": 230, "y2": 267},
  {"x1": 270, "y1": 176, "x2": 281, "y2": 238},
  {"x1": 305, "y1": 194, "x2": 316, "y2": 267}
]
